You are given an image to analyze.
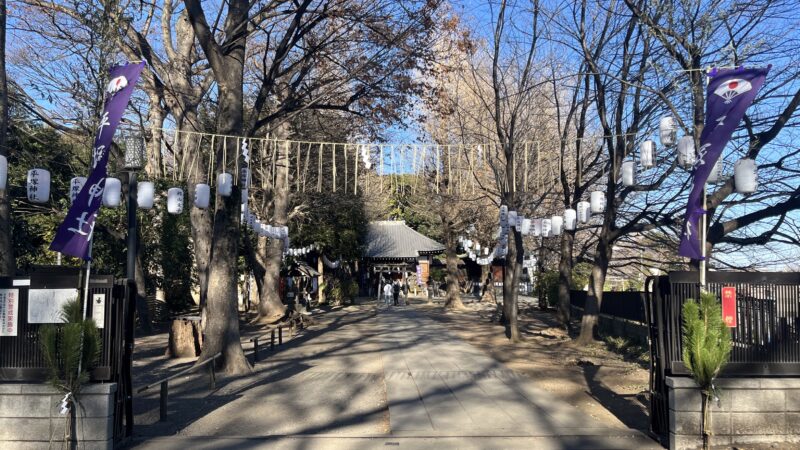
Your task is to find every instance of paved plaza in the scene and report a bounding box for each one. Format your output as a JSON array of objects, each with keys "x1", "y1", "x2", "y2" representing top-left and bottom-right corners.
[{"x1": 132, "y1": 303, "x2": 658, "y2": 449}]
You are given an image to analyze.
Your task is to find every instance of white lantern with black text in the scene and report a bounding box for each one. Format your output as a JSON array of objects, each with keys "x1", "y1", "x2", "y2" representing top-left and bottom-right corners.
[
  {"x1": 521, "y1": 218, "x2": 531, "y2": 235},
  {"x1": 734, "y1": 158, "x2": 758, "y2": 194},
  {"x1": 706, "y1": 158, "x2": 723, "y2": 184},
  {"x1": 0, "y1": 155, "x2": 7, "y2": 191},
  {"x1": 551, "y1": 215, "x2": 563, "y2": 236},
  {"x1": 167, "y1": 188, "x2": 184, "y2": 215},
  {"x1": 677, "y1": 136, "x2": 696, "y2": 169},
  {"x1": 194, "y1": 183, "x2": 210, "y2": 209},
  {"x1": 137, "y1": 181, "x2": 155, "y2": 209},
  {"x1": 217, "y1": 172, "x2": 233, "y2": 197},
  {"x1": 103, "y1": 177, "x2": 121, "y2": 207},
  {"x1": 640, "y1": 140, "x2": 656, "y2": 169},
  {"x1": 659, "y1": 116, "x2": 676, "y2": 147},
  {"x1": 577, "y1": 201, "x2": 591, "y2": 223},
  {"x1": 27, "y1": 169, "x2": 50, "y2": 204},
  {"x1": 621, "y1": 161, "x2": 636, "y2": 186},
  {"x1": 590, "y1": 191, "x2": 605, "y2": 214},
  {"x1": 541, "y1": 219, "x2": 552, "y2": 237},
  {"x1": 564, "y1": 208, "x2": 577, "y2": 231},
  {"x1": 499, "y1": 205, "x2": 508, "y2": 227},
  {"x1": 70, "y1": 177, "x2": 87, "y2": 205},
  {"x1": 240, "y1": 167, "x2": 250, "y2": 188}
]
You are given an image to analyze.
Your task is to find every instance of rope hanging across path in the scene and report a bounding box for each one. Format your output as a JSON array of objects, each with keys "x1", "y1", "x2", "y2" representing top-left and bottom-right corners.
[{"x1": 148, "y1": 126, "x2": 642, "y2": 197}]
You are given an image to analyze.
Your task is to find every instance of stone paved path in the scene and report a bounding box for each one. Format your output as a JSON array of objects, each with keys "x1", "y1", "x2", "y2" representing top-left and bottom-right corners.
[{"x1": 132, "y1": 303, "x2": 659, "y2": 449}]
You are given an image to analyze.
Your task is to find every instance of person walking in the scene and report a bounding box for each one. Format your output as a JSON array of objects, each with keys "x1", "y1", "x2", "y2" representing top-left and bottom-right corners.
[
  {"x1": 383, "y1": 281, "x2": 392, "y2": 306},
  {"x1": 392, "y1": 280, "x2": 401, "y2": 306}
]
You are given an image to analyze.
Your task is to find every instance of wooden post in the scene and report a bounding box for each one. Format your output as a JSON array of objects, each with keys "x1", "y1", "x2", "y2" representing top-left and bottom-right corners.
[
  {"x1": 160, "y1": 381, "x2": 168, "y2": 421},
  {"x1": 317, "y1": 255, "x2": 325, "y2": 304}
]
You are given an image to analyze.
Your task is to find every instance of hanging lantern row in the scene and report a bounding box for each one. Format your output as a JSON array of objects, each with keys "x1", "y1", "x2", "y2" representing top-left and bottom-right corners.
[
  {"x1": 287, "y1": 244, "x2": 316, "y2": 257},
  {"x1": 659, "y1": 115, "x2": 758, "y2": 193}
]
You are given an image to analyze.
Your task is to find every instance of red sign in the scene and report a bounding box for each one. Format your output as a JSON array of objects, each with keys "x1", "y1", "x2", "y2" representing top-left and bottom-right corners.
[{"x1": 722, "y1": 287, "x2": 737, "y2": 328}]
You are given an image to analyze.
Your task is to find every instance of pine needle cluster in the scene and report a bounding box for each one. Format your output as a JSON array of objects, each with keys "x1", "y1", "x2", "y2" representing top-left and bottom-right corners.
[
  {"x1": 682, "y1": 291, "x2": 732, "y2": 394},
  {"x1": 39, "y1": 299, "x2": 101, "y2": 395}
]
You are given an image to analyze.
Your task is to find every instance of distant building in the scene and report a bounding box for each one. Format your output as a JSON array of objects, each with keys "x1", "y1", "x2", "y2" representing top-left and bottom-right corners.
[{"x1": 361, "y1": 220, "x2": 445, "y2": 296}]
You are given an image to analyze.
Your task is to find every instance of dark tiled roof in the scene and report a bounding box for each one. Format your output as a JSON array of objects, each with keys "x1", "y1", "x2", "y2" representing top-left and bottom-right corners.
[{"x1": 364, "y1": 221, "x2": 445, "y2": 259}]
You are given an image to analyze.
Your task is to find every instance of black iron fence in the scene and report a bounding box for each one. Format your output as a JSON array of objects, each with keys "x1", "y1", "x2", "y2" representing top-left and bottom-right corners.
[
  {"x1": 653, "y1": 271, "x2": 800, "y2": 377},
  {"x1": 647, "y1": 271, "x2": 800, "y2": 441},
  {"x1": 0, "y1": 267, "x2": 124, "y2": 382},
  {"x1": 570, "y1": 290, "x2": 647, "y2": 323}
]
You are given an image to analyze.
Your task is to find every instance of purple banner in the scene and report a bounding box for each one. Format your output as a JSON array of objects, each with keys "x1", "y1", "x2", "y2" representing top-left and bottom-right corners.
[
  {"x1": 50, "y1": 62, "x2": 145, "y2": 260},
  {"x1": 678, "y1": 66, "x2": 769, "y2": 260}
]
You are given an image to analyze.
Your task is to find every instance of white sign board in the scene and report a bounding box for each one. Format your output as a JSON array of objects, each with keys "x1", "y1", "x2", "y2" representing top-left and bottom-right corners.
[
  {"x1": 92, "y1": 294, "x2": 106, "y2": 328},
  {"x1": 0, "y1": 289, "x2": 20, "y2": 336},
  {"x1": 27, "y1": 289, "x2": 78, "y2": 323}
]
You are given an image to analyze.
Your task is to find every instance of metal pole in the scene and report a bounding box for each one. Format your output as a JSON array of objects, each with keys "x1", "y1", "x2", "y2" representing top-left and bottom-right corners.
[
  {"x1": 124, "y1": 170, "x2": 138, "y2": 436},
  {"x1": 700, "y1": 187, "x2": 707, "y2": 288},
  {"x1": 127, "y1": 170, "x2": 137, "y2": 280}
]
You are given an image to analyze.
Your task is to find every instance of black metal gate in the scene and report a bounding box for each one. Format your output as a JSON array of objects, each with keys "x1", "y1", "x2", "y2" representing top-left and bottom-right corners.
[
  {"x1": 647, "y1": 271, "x2": 800, "y2": 441},
  {"x1": 0, "y1": 266, "x2": 135, "y2": 444}
]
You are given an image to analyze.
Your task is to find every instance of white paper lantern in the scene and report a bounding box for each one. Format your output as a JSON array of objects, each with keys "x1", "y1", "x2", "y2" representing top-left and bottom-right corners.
[
  {"x1": 484, "y1": 248, "x2": 490, "y2": 255},
  {"x1": 564, "y1": 209, "x2": 577, "y2": 231},
  {"x1": 475, "y1": 243, "x2": 481, "y2": 251},
  {"x1": 0, "y1": 155, "x2": 7, "y2": 191},
  {"x1": 521, "y1": 218, "x2": 531, "y2": 235},
  {"x1": 137, "y1": 181, "x2": 155, "y2": 209},
  {"x1": 706, "y1": 158, "x2": 723, "y2": 184},
  {"x1": 240, "y1": 167, "x2": 251, "y2": 188},
  {"x1": 734, "y1": 158, "x2": 758, "y2": 194},
  {"x1": 167, "y1": 187, "x2": 184, "y2": 214},
  {"x1": 590, "y1": 191, "x2": 605, "y2": 214},
  {"x1": 659, "y1": 116, "x2": 676, "y2": 147},
  {"x1": 217, "y1": 172, "x2": 233, "y2": 197},
  {"x1": 621, "y1": 161, "x2": 636, "y2": 186},
  {"x1": 69, "y1": 177, "x2": 87, "y2": 205},
  {"x1": 640, "y1": 140, "x2": 656, "y2": 169},
  {"x1": 533, "y1": 218, "x2": 542, "y2": 237},
  {"x1": 499, "y1": 205, "x2": 508, "y2": 226},
  {"x1": 103, "y1": 177, "x2": 122, "y2": 207},
  {"x1": 677, "y1": 136, "x2": 696, "y2": 169},
  {"x1": 27, "y1": 168, "x2": 50, "y2": 204},
  {"x1": 194, "y1": 183, "x2": 210, "y2": 209},
  {"x1": 541, "y1": 219, "x2": 552, "y2": 237},
  {"x1": 577, "y1": 201, "x2": 591, "y2": 223},
  {"x1": 508, "y1": 210, "x2": 518, "y2": 227},
  {"x1": 551, "y1": 215, "x2": 563, "y2": 236}
]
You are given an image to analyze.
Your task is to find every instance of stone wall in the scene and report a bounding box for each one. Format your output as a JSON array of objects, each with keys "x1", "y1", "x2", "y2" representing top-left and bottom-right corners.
[
  {"x1": 667, "y1": 376, "x2": 800, "y2": 449},
  {"x1": 0, "y1": 383, "x2": 116, "y2": 450}
]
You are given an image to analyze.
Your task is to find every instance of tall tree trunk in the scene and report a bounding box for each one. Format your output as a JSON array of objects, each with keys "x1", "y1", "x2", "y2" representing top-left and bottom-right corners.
[
  {"x1": 576, "y1": 237, "x2": 611, "y2": 344},
  {"x1": 256, "y1": 139, "x2": 288, "y2": 322},
  {"x1": 502, "y1": 225, "x2": 522, "y2": 342},
  {"x1": 443, "y1": 222, "x2": 464, "y2": 310},
  {"x1": 317, "y1": 255, "x2": 325, "y2": 304},
  {"x1": 185, "y1": 130, "x2": 212, "y2": 313},
  {"x1": 557, "y1": 230, "x2": 575, "y2": 328},
  {"x1": 184, "y1": 0, "x2": 252, "y2": 375},
  {"x1": 202, "y1": 136, "x2": 251, "y2": 374},
  {"x1": 0, "y1": 0, "x2": 13, "y2": 277},
  {"x1": 145, "y1": 93, "x2": 166, "y2": 178}
]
